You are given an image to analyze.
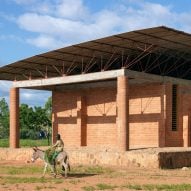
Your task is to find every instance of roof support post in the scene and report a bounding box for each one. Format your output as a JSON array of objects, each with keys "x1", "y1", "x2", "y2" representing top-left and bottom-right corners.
[
  {"x1": 52, "y1": 92, "x2": 58, "y2": 144},
  {"x1": 9, "y1": 87, "x2": 20, "y2": 148},
  {"x1": 160, "y1": 84, "x2": 167, "y2": 147},
  {"x1": 183, "y1": 115, "x2": 190, "y2": 147},
  {"x1": 117, "y1": 76, "x2": 129, "y2": 151},
  {"x1": 77, "y1": 96, "x2": 87, "y2": 146}
]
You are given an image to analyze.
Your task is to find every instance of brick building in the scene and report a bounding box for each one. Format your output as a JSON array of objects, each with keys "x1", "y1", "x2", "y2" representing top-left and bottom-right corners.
[{"x1": 1, "y1": 26, "x2": 191, "y2": 151}]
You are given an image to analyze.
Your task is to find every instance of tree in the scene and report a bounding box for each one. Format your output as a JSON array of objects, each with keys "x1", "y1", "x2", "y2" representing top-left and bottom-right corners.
[
  {"x1": 45, "y1": 96, "x2": 52, "y2": 125},
  {"x1": 0, "y1": 96, "x2": 52, "y2": 140},
  {"x1": 44, "y1": 96, "x2": 52, "y2": 145},
  {"x1": 20, "y1": 104, "x2": 37, "y2": 139},
  {"x1": 19, "y1": 97, "x2": 52, "y2": 140},
  {"x1": 0, "y1": 98, "x2": 9, "y2": 138}
]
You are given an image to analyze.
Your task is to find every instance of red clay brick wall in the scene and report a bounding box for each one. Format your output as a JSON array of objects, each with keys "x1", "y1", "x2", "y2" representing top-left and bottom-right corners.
[
  {"x1": 52, "y1": 83, "x2": 167, "y2": 149},
  {"x1": 52, "y1": 82, "x2": 189, "y2": 149},
  {"x1": 86, "y1": 88, "x2": 117, "y2": 148},
  {"x1": 52, "y1": 91, "x2": 80, "y2": 146},
  {"x1": 179, "y1": 85, "x2": 191, "y2": 147},
  {"x1": 129, "y1": 83, "x2": 164, "y2": 148},
  {"x1": 165, "y1": 84, "x2": 183, "y2": 147},
  {"x1": 52, "y1": 88, "x2": 117, "y2": 148}
]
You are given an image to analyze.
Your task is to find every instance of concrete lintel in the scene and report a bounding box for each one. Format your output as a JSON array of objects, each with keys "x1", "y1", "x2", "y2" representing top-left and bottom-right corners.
[
  {"x1": 54, "y1": 80, "x2": 116, "y2": 92},
  {"x1": 13, "y1": 69, "x2": 125, "y2": 88},
  {"x1": 12, "y1": 68, "x2": 191, "y2": 88},
  {"x1": 125, "y1": 70, "x2": 191, "y2": 86}
]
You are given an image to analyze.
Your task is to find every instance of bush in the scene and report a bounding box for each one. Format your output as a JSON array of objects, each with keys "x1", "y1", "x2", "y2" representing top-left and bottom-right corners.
[{"x1": 20, "y1": 129, "x2": 38, "y2": 140}]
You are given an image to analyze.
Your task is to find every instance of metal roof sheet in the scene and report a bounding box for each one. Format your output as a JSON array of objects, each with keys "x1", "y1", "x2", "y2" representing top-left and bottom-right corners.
[{"x1": 1, "y1": 26, "x2": 191, "y2": 81}]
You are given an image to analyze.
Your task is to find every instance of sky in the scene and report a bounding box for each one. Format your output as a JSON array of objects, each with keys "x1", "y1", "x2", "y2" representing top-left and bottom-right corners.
[{"x1": 1, "y1": 0, "x2": 191, "y2": 107}]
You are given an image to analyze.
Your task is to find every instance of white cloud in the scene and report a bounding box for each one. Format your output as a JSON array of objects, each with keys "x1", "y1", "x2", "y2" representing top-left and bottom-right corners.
[
  {"x1": 56, "y1": 0, "x2": 89, "y2": 20},
  {"x1": 0, "y1": 34, "x2": 23, "y2": 42},
  {"x1": 13, "y1": 0, "x2": 38, "y2": 5},
  {"x1": 0, "y1": 81, "x2": 12, "y2": 104},
  {"x1": 0, "y1": 81, "x2": 12, "y2": 95},
  {"x1": 20, "y1": 89, "x2": 51, "y2": 107},
  {"x1": 0, "y1": 81, "x2": 50, "y2": 107},
  {"x1": 17, "y1": 13, "x2": 83, "y2": 36},
  {"x1": 14, "y1": 0, "x2": 88, "y2": 19},
  {"x1": 14, "y1": 0, "x2": 191, "y2": 50},
  {"x1": 26, "y1": 35, "x2": 65, "y2": 49},
  {"x1": 17, "y1": 11, "x2": 122, "y2": 44},
  {"x1": 2, "y1": 0, "x2": 191, "y2": 106},
  {"x1": 0, "y1": 12, "x2": 16, "y2": 22}
]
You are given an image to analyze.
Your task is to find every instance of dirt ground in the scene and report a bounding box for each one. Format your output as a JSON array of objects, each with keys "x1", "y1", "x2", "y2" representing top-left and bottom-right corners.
[{"x1": 1, "y1": 160, "x2": 191, "y2": 191}]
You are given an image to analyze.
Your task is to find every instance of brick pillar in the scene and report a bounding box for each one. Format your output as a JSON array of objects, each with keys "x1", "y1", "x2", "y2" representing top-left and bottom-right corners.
[
  {"x1": 52, "y1": 113, "x2": 58, "y2": 144},
  {"x1": 52, "y1": 91, "x2": 58, "y2": 144},
  {"x1": 117, "y1": 76, "x2": 129, "y2": 151},
  {"x1": 77, "y1": 96, "x2": 87, "y2": 146},
  {"x1": 183, "y1": 115, "x2": 190, "y2": 147},
  {"x1": 10, "y1": 88, "x2": 20, "y2": 148},
  {"x1": 164, "y1": 83, "x2": 172, "y2": 146},
  {"x1": 159, "y1": 84, "x2": 166, "y2": 147}
]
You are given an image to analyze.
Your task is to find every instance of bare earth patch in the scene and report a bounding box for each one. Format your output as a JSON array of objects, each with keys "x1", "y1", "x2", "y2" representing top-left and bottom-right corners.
[{"x1": 1, "y1": 160, "x2": 191, "y2": 191}]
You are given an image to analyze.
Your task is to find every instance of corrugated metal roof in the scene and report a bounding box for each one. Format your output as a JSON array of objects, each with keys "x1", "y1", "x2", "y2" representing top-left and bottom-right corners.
[{"x1": 1, "y1": 26, "x2": 191, "y2": 81}]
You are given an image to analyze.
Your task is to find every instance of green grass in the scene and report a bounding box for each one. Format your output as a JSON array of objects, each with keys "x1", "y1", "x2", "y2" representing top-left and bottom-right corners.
[
  {"x1": 0, "y1": 176, "x2": 63, "y2": 184},
  {"x1": 0, "y1": 165, "x2": 64, "y2": 184},
  {"x1": 122, "y1": 183, "x2": 191, "y2": 190},
  {"x1": 69, "y1": 179, "x2": 81, "y2": 185},
  {"x1": 82, "y1": 184, "x2": 117, "y2": 191},
  {"x1": 0, "y1": 164, "x2": 112, "y2": 176},
  {"x1": 96, "y1": 183, "x2": 117, "y2": 190},
  {"x1": 82, "y1": 186, "x2": 96, "y2": 191},
  {"x1": 35, "y1": 185, "x2": 56, "y2": 190},
  {"x1": 70, "y1": 165, "x2": 113, "y2": 175},
  {"x1": 82, "y1": 183, "x2": 191, "y2": 191},
  {"x1": 0, "y1": 139, "x2": 9, "y2": 147},
  {"x1": 0, "y1": 165, "x2": 42, "y2": 175},
  {"x1": 1, "y1": 163, "x2": 191, "y2": 191},
  {"x1": 0, "y1": 138, "x2": 51, "y2": 148}
]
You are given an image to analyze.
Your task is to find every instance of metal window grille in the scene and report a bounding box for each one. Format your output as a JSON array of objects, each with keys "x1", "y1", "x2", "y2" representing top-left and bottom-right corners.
[{"x1": 172, "y1": 85, "x2": 177, "y2": 131}]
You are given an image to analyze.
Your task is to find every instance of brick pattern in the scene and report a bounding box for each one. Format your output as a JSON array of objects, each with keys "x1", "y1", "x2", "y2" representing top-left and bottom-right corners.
[
  {"x1": 10, "y1": 88, "x2": 19, "y2": 148},
  {"x1": 165, "y1": 84, "x2": 183, "y2": 147},
  {"x1": 129, "y1": 83, "x2": 164, "y2": 148},
  {"x1": 77, "y1": 96, "x2": 87, "y2": 146},
  {"x1": 179, "y1": 85, "x2": 191, "y2": 147},
  {"x1": 117, "y1": 76, "x2": 129, "y2": 151},
  {"x1": 52, "y1": 91, "x2": 80, "y2": 146},
  {"x1": 52, "y1": 82, "x2": 191, "y2": 149},
  {"x1": 86, "y1": 88, "x2": 117, "y2": 148},
  {"x1": 53, "y1": 87, "x2": 117, "y2": 148}
]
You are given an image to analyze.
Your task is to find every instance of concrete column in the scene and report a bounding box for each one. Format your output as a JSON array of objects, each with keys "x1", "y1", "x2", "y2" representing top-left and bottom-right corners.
[
  {"x1": 77, "y1": 96, "x2": 87, "y2": 146},
  {"x1": 117, "y1": 76, "x2": 129, "y2": 151},
  {"x1": 10, "y1": 88, "x2": 20, "y2": 148}
]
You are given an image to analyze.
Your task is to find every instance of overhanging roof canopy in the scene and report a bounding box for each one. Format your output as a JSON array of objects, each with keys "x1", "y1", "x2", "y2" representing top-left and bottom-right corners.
[{"x1": 1, "y1": 26, "x2": 191, "y2": 81}]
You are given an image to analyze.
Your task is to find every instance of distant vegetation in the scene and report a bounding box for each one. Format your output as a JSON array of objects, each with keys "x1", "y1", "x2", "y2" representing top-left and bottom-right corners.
[
  {"x1": 0, "y1": 97, "x2": 52, "y2": 146},
  {"x1": 0, "y1": 138, "x2": 51, "y2": 148}
]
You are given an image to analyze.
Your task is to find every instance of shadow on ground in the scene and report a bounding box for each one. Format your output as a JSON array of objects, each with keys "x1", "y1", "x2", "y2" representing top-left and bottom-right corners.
[{"x1": 63, "y1": 173, "x2": 97, "y2": 178}]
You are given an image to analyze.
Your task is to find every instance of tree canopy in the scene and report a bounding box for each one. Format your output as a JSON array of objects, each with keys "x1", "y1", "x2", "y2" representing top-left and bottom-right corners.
[
  {"x1": 0, "y1": 98, "x2": 9, "y2": 138},
  {"x1": 0, "y1": 97, "x2": 52, "y2": 139}
]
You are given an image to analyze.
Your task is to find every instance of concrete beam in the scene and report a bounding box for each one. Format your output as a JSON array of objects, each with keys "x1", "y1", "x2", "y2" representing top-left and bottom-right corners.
[
  {"x1": 54, "y1": 80, "x2": 116, "y2": 92},
  {"x1": 125, "y1": 70, "x2": 191, "y2": 86},
  {"x1": 13, "y1": 69, "x2": 125, "y2": 88},
  {"x1": 13, "y1": 68, "x2": 191, "y2": 88}
]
